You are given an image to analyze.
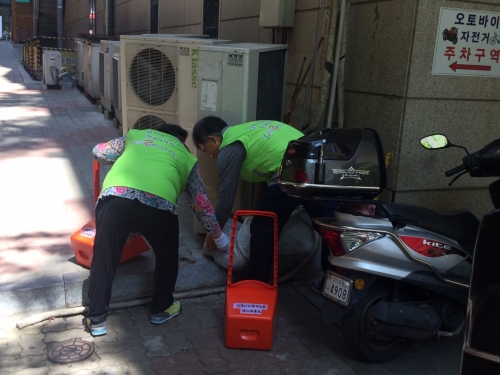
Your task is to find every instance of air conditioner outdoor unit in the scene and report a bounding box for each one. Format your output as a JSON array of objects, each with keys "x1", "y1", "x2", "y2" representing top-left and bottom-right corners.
[
  {"x1": 194, "y1": 43, "x2": 288, "y2": 234},
  {"x1": 99, "y1": 40, "x2": 120, "y2": 118},
  {"x1": 120, "y1": 35, "x2": 230, "y2": 152},
  {"x1": 83, "y1": 40, "x2": 101, "y2": 99},
  {"x1": 112, "y1": 44, "x2": 122, "y2": 130},
  {"x1": 142, "y1": 34, "x2": 208, "y2": 38},
  {"x1": 197, "y1": 43, "x2": 288, "y2": 124},
  {"x1": 75, "y1": 38, "x2": 85, "y2": 87},
  {"x1": 42, "y1": 51, "x2": 62, "y2": 85}
]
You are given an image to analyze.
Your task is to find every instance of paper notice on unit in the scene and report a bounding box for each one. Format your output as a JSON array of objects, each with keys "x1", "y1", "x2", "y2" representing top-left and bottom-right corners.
[{"x1": 200, "y1": 80, "x2": 218, "y2": 112}]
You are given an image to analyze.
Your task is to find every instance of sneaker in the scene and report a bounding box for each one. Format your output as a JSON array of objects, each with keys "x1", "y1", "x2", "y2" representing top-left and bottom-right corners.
[
  {"x1": 150, "y1": 300, "x2": 182, "y2": 324},
  {"x1": 311, "y1": 277, "x2": 325, "y2": 295},
  {"x1": 86, "y1": 318, "x2": 107, "y2": 336}
]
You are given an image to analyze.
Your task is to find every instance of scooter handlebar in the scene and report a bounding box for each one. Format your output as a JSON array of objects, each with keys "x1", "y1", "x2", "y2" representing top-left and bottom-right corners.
[{"x1": 445, "y1": 164, "x2": 466, "y2": 177}]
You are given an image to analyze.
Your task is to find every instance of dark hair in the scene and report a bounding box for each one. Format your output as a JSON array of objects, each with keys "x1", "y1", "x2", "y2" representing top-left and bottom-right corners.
[
  {"x1": 155, "y1": 123, "x2": 188, "y2": 142},
  {"x1": 192, "y1": 116, "x2": 228, "y2": 148}
]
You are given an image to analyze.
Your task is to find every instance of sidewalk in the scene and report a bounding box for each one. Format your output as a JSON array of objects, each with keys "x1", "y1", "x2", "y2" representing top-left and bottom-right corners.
[
  {"x1": 0, "y1": 40, "x2": 462, "y2": 375},
  {"x1": 0, "y1": 39, "x2": 321, "y2": 318}
]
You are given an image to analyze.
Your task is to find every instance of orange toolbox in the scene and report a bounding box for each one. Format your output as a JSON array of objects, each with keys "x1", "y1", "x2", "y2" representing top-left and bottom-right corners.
[
  {"x1": 225, "y1": 210, "x2": 279, "y2": 350},
  {"x1": 70, "y1": 160, "x2": 149, "y2": 268}
]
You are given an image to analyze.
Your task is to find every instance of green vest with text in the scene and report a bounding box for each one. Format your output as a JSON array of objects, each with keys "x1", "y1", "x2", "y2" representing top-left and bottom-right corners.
[
  {"x1": 219, "y1": 121, "x2": 303, "y2": 182},
  {"x1": 101, "y1": 129, "x2": 197, "y2": 203}
]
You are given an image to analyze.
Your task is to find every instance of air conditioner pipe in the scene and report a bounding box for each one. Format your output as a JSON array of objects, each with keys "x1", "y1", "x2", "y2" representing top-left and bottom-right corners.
[
  {"x1": 298, "y1": 0, "x2": 328, "y2": 131},
  {"x1": 104, "y1": 0, "x2": 115, "y2": 36},
  {"x1": 57, "y1": 0, "x2": 63, "y2": 48},
  {"x1": 310, "y1": 0, "x2": 339, "y2": 131},
  {"x1": 326, "y1": 0, "x2": 346, "y2": 128}
]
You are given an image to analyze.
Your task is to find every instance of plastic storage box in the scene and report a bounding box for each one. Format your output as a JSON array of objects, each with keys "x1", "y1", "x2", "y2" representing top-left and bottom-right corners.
[
  {"x1": 70, "y1": 160, "x2": 149, "y2": 268},
  {"x1": 225, "y1": 210, "x2": 279, "y2": 350}
]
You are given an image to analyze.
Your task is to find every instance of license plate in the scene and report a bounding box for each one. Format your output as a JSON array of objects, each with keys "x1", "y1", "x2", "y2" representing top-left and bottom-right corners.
[{"x1": 323, "y1": 271, "x2": 353, "y2": 306}]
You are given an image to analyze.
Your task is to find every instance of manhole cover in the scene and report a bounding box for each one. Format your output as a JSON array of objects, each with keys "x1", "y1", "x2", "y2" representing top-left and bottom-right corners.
[{"x1": 47, "y1": 338, "x2": 95, "y2": 364}]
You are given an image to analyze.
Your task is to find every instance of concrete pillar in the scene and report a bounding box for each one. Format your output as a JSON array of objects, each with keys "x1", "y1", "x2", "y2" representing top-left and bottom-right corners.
[{"x1": 343, "y1": 0, "x2": 500, "y2": 218}]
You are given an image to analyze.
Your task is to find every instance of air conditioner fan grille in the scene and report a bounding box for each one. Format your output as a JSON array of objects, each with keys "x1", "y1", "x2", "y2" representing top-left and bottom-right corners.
[
  {"x1": 129, "y1": 48, "x2": 175, "y2": 106},
  {"x1": 133, "y1": 115, "x2": 169, "y2": 130}
]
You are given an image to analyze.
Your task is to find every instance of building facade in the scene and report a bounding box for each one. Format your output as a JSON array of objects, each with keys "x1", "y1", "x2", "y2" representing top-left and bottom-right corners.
[{"x1": 62, "y1": 0, "x2": 500, "y2": 218}]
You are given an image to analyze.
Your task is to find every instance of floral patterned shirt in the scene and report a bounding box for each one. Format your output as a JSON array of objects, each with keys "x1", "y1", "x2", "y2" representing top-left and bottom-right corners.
[{"x1": 92, "y1": 136, "x2": 221, "y2": 234}]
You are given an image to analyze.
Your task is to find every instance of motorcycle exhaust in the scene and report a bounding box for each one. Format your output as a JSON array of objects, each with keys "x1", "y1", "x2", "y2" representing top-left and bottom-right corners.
[
  {"x1": 369, "y1": 319, "x2": 436, "y2": 340},
  {"x1": 367, "y1": 301, "x2": 441, "y2": 341}
]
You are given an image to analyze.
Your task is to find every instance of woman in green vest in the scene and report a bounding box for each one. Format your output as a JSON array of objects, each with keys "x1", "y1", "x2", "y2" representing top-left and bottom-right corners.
[
  {"x1": 87, "y1": 123, "x2": 229, "y2": 336},
  {"x1": 192, "y1": 116, "x2": 303, "y2": 282}
]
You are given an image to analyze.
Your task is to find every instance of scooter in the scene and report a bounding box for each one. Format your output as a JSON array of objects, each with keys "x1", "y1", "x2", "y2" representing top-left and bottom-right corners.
[
  {"x1": 310, "y1": 133, "x2": 500, "y2": 363},
  {"x1": 278, "y1": 128, "x2": 497, "y2": 363}
]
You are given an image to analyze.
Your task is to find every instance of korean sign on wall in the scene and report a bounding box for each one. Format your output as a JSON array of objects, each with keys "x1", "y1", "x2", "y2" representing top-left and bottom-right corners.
[{"x1": 433, "y1": 7, "x2": 500, "y2": 77}]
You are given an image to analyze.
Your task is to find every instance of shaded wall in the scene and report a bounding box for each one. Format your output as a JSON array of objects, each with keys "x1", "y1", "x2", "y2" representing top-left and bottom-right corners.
[{"x1": 343, "y1": 0, "x2": 500, "y2": 218}]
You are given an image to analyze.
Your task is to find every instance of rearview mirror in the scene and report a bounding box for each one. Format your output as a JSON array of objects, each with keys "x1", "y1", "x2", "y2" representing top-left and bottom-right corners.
[{"x1": 420, "y1": 134, "x2": 449, "y2": 150}]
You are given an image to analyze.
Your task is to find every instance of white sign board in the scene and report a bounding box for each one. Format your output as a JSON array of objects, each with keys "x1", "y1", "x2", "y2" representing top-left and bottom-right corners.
[{"x1": 433, "y1": 7, "x2": 500, "y2": 77}]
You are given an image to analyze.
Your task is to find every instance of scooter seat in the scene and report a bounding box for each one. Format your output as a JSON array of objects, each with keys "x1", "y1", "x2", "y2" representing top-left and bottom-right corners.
[{"x1": 377, "y1": 202, "x2": 480, "y2": 253}]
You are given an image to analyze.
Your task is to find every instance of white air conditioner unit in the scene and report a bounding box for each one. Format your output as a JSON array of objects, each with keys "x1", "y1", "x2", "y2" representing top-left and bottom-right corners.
[
  {"x1": 120, "y1": 35, "x2": 230, "y2": 152},
  {"x1": 42, "y1": 51, "x2": 62, "y2": 85},
  {"x1": 194, "y1": 43, "x2": 288, "y2": 234},
  {"x1": 83, "y1": 40, "x2": 101, "y2": 99},
  {"x1": 99, "y1": 40, "x2": 120, "y2": 118},
  {"x1": 75, "y1": 38, "x2": 85, "y2": 87},
  {"x1": 175, "y1": 38, "x2": 231, "y2": 151},
  {"x1": 142, "y1": 34, "x2": 208, "y2": 38},
  {"x1": 112, "y1": 44, "x2": 122, "y2": 130},
  {"x1": 197, "y1": 43, "x2": 288, "y2": 124}
]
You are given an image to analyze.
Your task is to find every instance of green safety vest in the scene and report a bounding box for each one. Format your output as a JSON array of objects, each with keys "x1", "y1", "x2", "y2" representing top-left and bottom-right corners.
[
  {"x1": 101, "y1": 129, "x2": 197, "y2": 203},
  {"x1": 220, "y1": 120, "x2": 303, "y2": 182}
]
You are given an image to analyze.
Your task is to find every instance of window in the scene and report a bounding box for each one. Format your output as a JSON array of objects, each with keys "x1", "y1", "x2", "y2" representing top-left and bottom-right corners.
[
  {"x1": 150, "y1": 0, "x2": 158, "y2": 34},
  {"x1": 89, "y1": 0, "x2": 96, "y2": 34},
  {"x1": 203, "y1": 0, "x2": 219, "y2": 38}
]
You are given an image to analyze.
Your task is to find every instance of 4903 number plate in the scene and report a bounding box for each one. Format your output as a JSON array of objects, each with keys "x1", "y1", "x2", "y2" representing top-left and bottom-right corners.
[{"x1": 323, "y1": 271, "x2": 353, "y2": 306}]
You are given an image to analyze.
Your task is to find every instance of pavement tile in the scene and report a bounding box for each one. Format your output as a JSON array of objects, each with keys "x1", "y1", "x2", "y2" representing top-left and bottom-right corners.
[
  {"x1": 161, "y1": 332, "x2": 191, "y2": 355},
  {"x1": 143, "y1": 335, "x2": 172, "y2": 359},
  {"x1": 151, "y1": 351, "x2": 204, "y2": 374},
  {"x1": 91, "y1": 348, "x2": 150, "y2": 369},
  {"x1": 300, "y1": 354, "x2": 359, "y2": 375},
  {"x1": 196, "y1": 348, "x2": 230, "y2": 374},
  {"x1": 94, "y1": 338, "x2": 145, "y2": 356},
  {"x1": 1, "y1": 354, "x2": 48, "y2": 374},
  {"x1": 279, "y1": 336, "x2": 314, "y2": 360},
  {"x1": 184, "y1": 326, "x2": 225, "y2": 343},
  {"x1": 18, "y1": 334, "x2": 47, "y2": 357},
  {"x1": 275, "y1": 323, "x2": 311, "y2": 339},
  {"x1": 134, "y1": 318, "x2": 181, "y2": 337},
  {"x1": 182, "y1": 306, "x2": 221, "y2": 330},
  {"x1": 0, "y1": 338, "x2": 22, "y2": 358}
]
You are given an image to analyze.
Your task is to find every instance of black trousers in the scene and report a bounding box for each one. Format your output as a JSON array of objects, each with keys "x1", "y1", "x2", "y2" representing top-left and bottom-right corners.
[
  {"x1": 87, "y1": 196, "x2": 179, "y2": 324},
  {"x1": 247, "y1": 184, "x2": 300, "y2": 282}
]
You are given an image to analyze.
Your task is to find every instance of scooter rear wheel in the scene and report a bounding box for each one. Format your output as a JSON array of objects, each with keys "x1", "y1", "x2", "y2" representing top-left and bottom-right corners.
[{"x1": 341, "y1": 281, "x2": 410, "y2": 363}]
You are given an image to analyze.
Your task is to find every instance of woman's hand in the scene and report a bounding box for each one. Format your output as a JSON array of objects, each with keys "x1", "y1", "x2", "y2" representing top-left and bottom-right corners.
[{"x1": 208, "y1": 230, "x2": 230, "y2": 252}]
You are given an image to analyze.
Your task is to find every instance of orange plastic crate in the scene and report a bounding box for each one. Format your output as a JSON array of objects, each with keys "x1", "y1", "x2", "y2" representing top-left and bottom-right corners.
[
  {"x1": 70, "y1": 161, "x2": 149, "y2": 269},
  {"x1": 225, "y1": 210, "x2": 278, "y2": 350}
]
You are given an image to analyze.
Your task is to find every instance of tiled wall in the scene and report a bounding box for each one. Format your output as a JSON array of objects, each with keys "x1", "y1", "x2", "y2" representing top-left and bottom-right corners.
[{"x1": 343, "y1": 0, "x2": 500, "y2": 218}]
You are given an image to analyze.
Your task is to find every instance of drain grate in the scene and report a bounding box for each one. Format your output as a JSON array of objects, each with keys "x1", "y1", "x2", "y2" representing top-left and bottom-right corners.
[{"x1": 47, "y1": 338, "x2": 95, "y2": 364}]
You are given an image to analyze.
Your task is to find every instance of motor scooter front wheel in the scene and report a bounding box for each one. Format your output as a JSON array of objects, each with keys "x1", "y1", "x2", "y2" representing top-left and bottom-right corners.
[{"x1": 341, "y1": 282, "x2": 410, "y2": 363}]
